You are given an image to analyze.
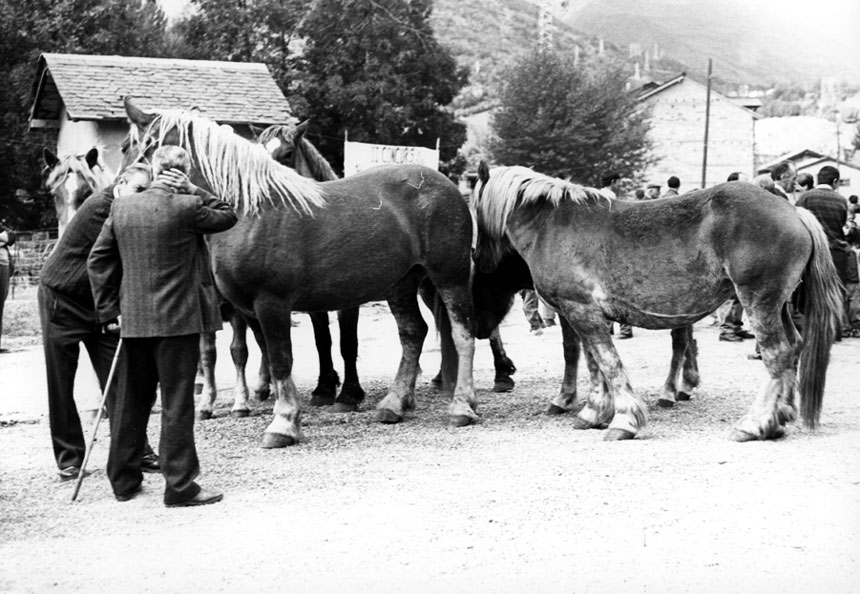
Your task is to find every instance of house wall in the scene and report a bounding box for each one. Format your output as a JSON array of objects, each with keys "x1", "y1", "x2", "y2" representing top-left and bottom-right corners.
[
  {"x1": 641, "y1": 79, "x2": 756, "y2": 192},
  {"x1": 56, "y1": 107, "x2": 128, "y2": 176}
]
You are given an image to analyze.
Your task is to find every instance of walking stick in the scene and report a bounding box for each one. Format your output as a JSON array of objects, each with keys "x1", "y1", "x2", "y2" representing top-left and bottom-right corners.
[{"x1": 71, "y1": 337, "x2": 123, "y2": 502}]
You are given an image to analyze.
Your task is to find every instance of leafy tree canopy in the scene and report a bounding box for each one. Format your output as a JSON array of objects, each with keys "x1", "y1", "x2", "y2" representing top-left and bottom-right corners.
[
  {"x1": 0, "y1": 0, "x2": 170, "y2": 228},
  {"x1": 489, "y1": 50, "x2": 653, "y2": 186},
  {"x1": 290, "y1": 0, "x2": 468, "y2": 175}
]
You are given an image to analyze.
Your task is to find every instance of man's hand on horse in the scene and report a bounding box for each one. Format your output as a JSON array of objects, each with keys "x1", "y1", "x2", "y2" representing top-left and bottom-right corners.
[{"x1": 158, "y1": 168, "x2": 197, "y2": 195}]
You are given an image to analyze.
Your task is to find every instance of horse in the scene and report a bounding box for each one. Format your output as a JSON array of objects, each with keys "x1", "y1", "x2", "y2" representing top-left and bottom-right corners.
[
  {"x1": 195, "y1": 121, "x2": 367, "y2": 420},
  {"x1": 470, "y1": 242, "x2": 700, "y2": 413},
  {"x1": 471, "y1": 162, "x2": 842, "y2": 441},
  {"x1": 123, "y1": 97, "x2": 478, "y2": 447},
  {"x1": 43, "y1": 147, "x2": 112, "y2": 237}
]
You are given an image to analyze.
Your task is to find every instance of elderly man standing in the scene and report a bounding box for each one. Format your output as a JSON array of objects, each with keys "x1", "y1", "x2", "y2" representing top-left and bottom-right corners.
[
  {"x1": 39, "y1": 164, "x2": 160, "y2": 481},
  {"x1": 89, "y1": 145, "x2": 237, "y2": 506}
]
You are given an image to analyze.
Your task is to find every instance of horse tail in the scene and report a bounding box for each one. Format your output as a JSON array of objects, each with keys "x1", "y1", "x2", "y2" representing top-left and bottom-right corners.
[
  {"x1": 795, "y1": 207, "x2": 842, "y2": 428},
  {"x1": 434, "y1": 291, "x2": 458, "y2": 393}
]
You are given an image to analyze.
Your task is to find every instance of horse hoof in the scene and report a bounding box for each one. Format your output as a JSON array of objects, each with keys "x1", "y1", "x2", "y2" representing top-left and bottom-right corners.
[
  {"x1": 430, "y1": 373, "x2": 443, "y2": 390},
  {"x1": 449, "y1": 414, "x2": 477, "y2": 427},
  {"x1": 656, "y1": 398, "x2": 675, "y2": 408},
  {"x1": 261, "y1": 432, "x2": 296, "y2": 448},
  {"x1": 196, "y1": 410, "x2": 213, "y2": 421},
  {"x1": 331, "y1": 401, "x2": 358, "y2": 413},
  {"x1": 310, "y1": 393, "x2": 335, "y2": 407},
  {"x1": 604, "y1": 428, "x2": 636, "y2": 441},
  {"x1": 546, "y1": 404, "x2": 569, "y2": 415},
  {"x1": 255, "y1": 388, "x2": 271, "y2": 402},
  {"x1": 676, "y1": 392, "x2": 692, "y2": 402},
  {"x1": 730, "y1": 429, "x2": 759, "y2": 442},
  {"x1": 374, "y1": 409, "x2": 403, "y2": 424},
  {"x1": 230, "y1": 409, "x2": 250, "y2": 418},
  {"x1": 492, "y1": 377, "x2": 515, "y2": 393},
  {"x1": 572, "y1": 417, "x2": 595, "y2": 430}
]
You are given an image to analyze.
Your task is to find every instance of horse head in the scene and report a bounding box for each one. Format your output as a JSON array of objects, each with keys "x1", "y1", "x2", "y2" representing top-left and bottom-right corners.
[
  {"x1": 43, "y1": 146, "x2": 110, "y2": 237},
  {"x1": 257, "y1": 120, "x2": 338, "y2": 182},
  {"x1": 471, "y1": 160, "x2": 514, "y2": 275}
]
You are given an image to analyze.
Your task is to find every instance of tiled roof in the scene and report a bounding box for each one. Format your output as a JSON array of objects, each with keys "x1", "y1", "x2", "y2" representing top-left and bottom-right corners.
[{"x1": 30, "y1": 53, "x2": 292, "y2": 125}]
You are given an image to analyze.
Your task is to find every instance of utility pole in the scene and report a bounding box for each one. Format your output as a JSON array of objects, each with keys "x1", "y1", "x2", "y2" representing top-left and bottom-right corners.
[{"x1": 701, "y1": 59, "x2": 713, "y2": 189}]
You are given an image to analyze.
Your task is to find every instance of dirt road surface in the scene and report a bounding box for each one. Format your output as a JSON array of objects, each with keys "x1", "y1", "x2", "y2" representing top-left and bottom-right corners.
[{"x1": 1, "y1": 299, "x2": 859, "y2": 594}]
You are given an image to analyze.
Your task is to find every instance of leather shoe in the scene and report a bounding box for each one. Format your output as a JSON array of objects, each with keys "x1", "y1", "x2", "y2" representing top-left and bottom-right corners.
[
  {"x1": 166, "y1": 487, "x2": 223, "y2": 508},
  {"x1": 747, "y1": 353, "x2": 762, "y2": 360},
  {"x1": 736, "y1": 329, "x2": 755, "y2": 339},
  {"x1": 719, "y1": 333, "x2": 742, "y2": 342},
  {"x1": 115, "y1": 483, "x2": 143, "y2": 502},
  {"x1": 141, "y1": 452, "x2": 161, "y2": 473}
]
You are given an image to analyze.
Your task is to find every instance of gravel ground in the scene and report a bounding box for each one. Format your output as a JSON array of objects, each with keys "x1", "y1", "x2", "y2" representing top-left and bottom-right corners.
[{"x1": 1, "y1": 300, "x2": 859, "y2": 594}]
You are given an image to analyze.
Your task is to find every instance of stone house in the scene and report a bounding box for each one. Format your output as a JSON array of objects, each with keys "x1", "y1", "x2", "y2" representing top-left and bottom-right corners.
[
  {"x1": 29, "y1": 52, "x2": 294, "y2": 174},
  {"x1": 636, "y1": 73, "x2": 760, "y2": 191}
]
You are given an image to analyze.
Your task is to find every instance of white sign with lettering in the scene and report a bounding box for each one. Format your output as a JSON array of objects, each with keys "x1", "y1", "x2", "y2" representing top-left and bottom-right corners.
[{"x1": 343, "y1": 140, "x2": 439, "y2": 177}]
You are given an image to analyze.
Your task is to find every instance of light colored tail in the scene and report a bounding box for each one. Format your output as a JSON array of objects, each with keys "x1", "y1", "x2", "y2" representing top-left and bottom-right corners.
[{"x1": 795, "y1": 208, "x2": 842, "y2": 428}]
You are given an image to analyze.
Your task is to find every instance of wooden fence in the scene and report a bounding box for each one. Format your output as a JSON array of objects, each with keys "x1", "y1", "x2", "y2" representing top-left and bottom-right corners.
[{"x1": 8, "y1": 228, "x2": 58, "y2": 293}]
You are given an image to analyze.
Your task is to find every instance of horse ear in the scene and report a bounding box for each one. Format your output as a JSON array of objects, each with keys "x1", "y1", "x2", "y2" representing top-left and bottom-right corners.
[
  {"x1": 248, "y1": 123, "x2": 265, "y2": 139},
  {"x1": 43, "y1": 148, "x2": 59, "y2": 168},
  {"x1": 478, "y1": 161, "x2": 490, "y2": 185},
  {"x1": 124, "y1": 96, "x2": 156, "y2": 128},
  {"x1": 84, "y1": 147, "x2": 99, "y2": 170},
  {"x1": 294, "y1": 119, "x2": 311, "y2": 140}
]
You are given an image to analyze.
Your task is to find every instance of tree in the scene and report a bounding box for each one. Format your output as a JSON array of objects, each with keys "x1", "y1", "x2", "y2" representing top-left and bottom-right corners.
[
  {"x1": 489, "y1": 50, "x2": 653, "y2": 185},
  {"x1": 0, "y1": 0, "x2": 171, "y2": 228},
  {"x1": 174, "y1": 0, "x2": 309, "y2": 90},
  {"x1": 290, "y1": 0, "x2": 468, "y2": 175}
]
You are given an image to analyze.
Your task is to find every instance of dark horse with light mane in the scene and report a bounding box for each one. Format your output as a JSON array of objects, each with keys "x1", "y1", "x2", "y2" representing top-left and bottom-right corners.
[
  {"x1": 196, "y1": 121, "x2": 367, "y2": 420},
  {"x1": 124, "y1": 98, "x2": 479, "y2": 447},
  {"x1": 472, "y1": 162, "x2": 842, "y2": 441}
]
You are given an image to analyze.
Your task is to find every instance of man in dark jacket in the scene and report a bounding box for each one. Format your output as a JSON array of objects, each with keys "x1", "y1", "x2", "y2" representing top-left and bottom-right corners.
[
  {"x1": 38, "y1": 164, "x2": 160, "y2": 481},
  {"x1": 796, "y1": 165, "x2": 850, "y2": 337},
  {"x1": 88, "y1": 145, "x2": 237, "y2": 506}
]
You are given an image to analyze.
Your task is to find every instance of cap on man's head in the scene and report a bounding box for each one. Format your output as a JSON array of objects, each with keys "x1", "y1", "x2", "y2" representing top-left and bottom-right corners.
[{"x1": 647, "y1": 182, "x2": 661, "y2": 189}]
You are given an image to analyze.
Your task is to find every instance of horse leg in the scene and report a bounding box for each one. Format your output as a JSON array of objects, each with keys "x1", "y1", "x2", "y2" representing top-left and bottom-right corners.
[
  {"x1": 558, "y1": 306, "x2": 647, "y2": 440},
  {"x1": 332, "y1": 307, "x2": 365, "y2": 412},
  {"x1": 547, "y1": 316, "x2": 581, "y2": 414},
  {"x1": 489, "y1": 327, "x2": 516, "y2": 393},
  {"x1": 731, "y1": 306, "x2": 795, "y2": 441},
  {"x1": 375, "y1": 275, "x2": 428, "y2": 424},
  {"x1": 227, "y1": 313, "x2": 251, "y2": 417},
  {"x1": 256, "y1": 300, "x2": 301, "y2": 448},
  {"x1": 776, "y1": 303, "x2": 803, "y2": 426},
  {"x1": 246, "y1": 317, "x2": 271, "y2": 401},
  {"x1": 657, "y1": 326, "x2": 689, "y2": 408},
  {"x1": 196, "y1": 332, "x2": 218, "y2": 420},
  {"x1": 309, "y1": 311, "x2": 339, "y2": 406},
  {"x1": 677, "y1": 325, "x2": 700, "y2": 401},
  {"x1": 434, "y1": 283, "x2": 479, "y2": 426}
]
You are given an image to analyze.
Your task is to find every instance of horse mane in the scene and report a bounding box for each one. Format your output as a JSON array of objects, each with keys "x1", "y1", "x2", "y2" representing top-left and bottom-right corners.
[
  {"x1": 472, "y1": 165, "x2": 603, "y2": 239},
  {"x1": 257, "y1": 124, "x2": 338, "y2": 182},
  {"x1": 45, "y1": 153, "x2": 111, "y2": 193},
  {"x1": 132, "y1": 111, "x2": 325, "y2": 216}
]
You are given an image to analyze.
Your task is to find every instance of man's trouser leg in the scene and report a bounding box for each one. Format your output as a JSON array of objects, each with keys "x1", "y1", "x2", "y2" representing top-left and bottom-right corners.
[
  {"x1": 154, "y1": 334, "x2": 202, "y2": 505},
  {"x1": 39, "y1": 286, "x2": 94, "y2": 470}
]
